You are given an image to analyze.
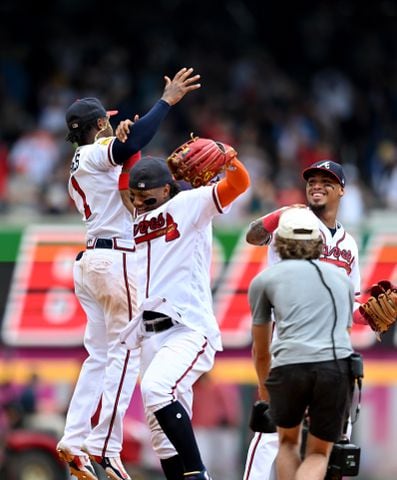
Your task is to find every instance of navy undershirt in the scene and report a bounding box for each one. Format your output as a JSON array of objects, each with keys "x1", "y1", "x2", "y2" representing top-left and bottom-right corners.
[
  {"x1": 328, "y1": 226, "x2": 337, "y2": 237},
  {"x1": 111, "y1": 99, "x2": 170, "y2": 164}
]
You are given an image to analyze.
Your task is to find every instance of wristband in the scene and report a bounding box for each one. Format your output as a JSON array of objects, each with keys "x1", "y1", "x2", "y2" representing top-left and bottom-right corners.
[
  {"x1": 262, "y1": 208, "x2": 285, "y2": 233},
  {"x1": 118, "y1": 172, "x2": 129, "y2": 190},
  {"x1": 124, "y1": 151, "x2": 141, "y2": 169}
]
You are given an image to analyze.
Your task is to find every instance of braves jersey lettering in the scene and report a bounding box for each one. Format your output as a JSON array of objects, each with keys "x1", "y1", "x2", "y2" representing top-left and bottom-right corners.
[
  {"x1": 321, "y1": 231, "x2": 354, "y2": 275},
  {"x1": 321, "y1": 257, "x2": 352, "y2": 275},
  {"x1": 322, "y1": 245, "x2": 352, "y2": 263},
  {"x1": 134, "y1": 213, "x2": 180, "y2": 243},
  {"x1": 133, "y1": 186, "x2": 226, "y2": 351}
]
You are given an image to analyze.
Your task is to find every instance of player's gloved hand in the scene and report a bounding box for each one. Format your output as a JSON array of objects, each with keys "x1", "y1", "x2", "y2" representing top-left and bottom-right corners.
[
  {"x1": 217, "y1": 142, "x2": 237, "y2": 168},
  {"x1": 167, "y1": 135, "x2": 235, "y2": 187},
  {"x1": 359, "y1": 280, "x2": 397, "y2": 340},
  {"x1": 249, "y1": 400, "x2": 277, "y2": 434}
]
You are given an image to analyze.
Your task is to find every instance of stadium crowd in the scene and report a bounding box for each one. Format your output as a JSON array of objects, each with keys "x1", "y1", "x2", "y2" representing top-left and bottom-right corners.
[{"x1": 1, "y1": 1, "x2": 397, "y2": 223}]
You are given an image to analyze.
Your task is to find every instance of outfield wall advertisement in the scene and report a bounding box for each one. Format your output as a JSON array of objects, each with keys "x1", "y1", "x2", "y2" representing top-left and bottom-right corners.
[{"x1": 0, "y1": 223, "x2": 396, "y2": 352}]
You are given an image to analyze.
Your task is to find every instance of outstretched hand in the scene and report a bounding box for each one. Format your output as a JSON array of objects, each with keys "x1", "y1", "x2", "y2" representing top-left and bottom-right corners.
[
  {"x1": 161, "y1": 67, "x2": 201, "y2": 106},
  {"x1": 115, "y1": 68, "x2": 200, "y2": 142},
  {"x1": 115, "y1": 115, "x2": 138, "y2": 143}
]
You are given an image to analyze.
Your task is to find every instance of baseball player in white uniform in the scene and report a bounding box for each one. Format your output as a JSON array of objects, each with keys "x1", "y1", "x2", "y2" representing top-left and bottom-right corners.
[
  {"x1": 56, "y1": 68, "x2": 201, "y2": 480},
  {"x1": 243, "y1": 160, "x2": 361, "y2": 480},
  {"x1": 120, "y1": 154, "x2": 250, "y2": 480}
]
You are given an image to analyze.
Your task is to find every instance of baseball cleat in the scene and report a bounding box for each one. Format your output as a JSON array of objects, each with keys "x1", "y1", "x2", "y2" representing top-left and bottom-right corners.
[
  {"x1": 82, "y1": 449, "x2": 131, "y2": 480},
  {"x1": 56, "y1": 443, "x2": 98, "y2": 480},
  {"x1": 183, "y1": 470, "x2": 212, "y2": 480}
]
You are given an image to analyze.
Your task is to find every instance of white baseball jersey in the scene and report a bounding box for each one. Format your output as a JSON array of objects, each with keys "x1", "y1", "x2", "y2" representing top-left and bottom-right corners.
[
  {"x1": 268, "y1": 216, "x2": 361, "y2": 293},
  {"x1": 60, "y1": 136, "x2": 139, "y2": 458},
  {"x1": 132, "y1": 185, "x2": 226, "y2": 351},
  {"x1": 120, "y1": 185, "x2": 228, "y2": 460},
  {"x1": 243, "y1": 214, "x2": 360, "y2": 480},
  {"x1": 68, "y1": 137, "x2": 133, "y2": 241}
]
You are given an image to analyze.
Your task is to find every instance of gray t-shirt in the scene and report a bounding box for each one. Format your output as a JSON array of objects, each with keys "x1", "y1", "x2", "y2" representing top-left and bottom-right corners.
[{"x1": 249, "y1": 259, "x2": 354, "y2": 368}]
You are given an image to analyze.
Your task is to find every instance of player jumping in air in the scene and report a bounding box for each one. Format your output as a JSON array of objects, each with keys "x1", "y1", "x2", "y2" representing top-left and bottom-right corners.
[{"x1": 57, "y1": 68, "x2": 201, "y2": 480}]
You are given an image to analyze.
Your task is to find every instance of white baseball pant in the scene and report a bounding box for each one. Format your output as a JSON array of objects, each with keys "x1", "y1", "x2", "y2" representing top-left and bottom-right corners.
[
  {"x1": 139, "y1": 323, "x2": 216, "y2": 459},
  {"x1": 60, "y1": 248, "x2": 139, "y2": 456},
  {"x1": 243, "y1": 432, "x2": 278, "y2": 480}
]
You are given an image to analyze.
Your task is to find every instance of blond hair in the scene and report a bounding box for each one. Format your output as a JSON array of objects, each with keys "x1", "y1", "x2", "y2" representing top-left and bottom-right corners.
[{"x1": 275, "y1": 235, "x2": 323, "y2": 260}]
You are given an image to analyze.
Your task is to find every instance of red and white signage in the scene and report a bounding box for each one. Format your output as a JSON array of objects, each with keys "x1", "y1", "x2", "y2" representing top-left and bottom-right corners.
[
  {"x1": 2, "y1": 225, "x2": 397, "y2": 348},
  {"x1": 2, "y1": 225, "x2": 86, "y2": 346}
]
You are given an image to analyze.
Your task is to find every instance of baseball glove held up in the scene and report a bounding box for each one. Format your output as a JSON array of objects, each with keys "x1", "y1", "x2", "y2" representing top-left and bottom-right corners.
[
  {"x1": 167, "y1": 134, "x2": 237, "y2": 187},
  {"x1": 360, "y1": 280, "x2": 397, "y2": 340}
]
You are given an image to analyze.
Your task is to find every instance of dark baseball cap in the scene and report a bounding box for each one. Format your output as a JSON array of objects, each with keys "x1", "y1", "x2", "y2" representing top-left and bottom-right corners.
[
  {"x1": 129, "y1": 157, "x2": 174, "y2": 190},
  {"x1": 302, "y1": 160, "x2": 346, "y2": 187},
  {"x1": 65, "y1": 97, "x2": 118, "y2": 131}
]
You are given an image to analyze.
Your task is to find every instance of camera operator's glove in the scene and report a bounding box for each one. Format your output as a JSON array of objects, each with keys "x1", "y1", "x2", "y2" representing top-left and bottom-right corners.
[
  {"x1": 249, "y1": 401, "x2": 277, "y2": 434},
  {"x1": 359, "y1": 280, "x2": 397, "y2": 338}
]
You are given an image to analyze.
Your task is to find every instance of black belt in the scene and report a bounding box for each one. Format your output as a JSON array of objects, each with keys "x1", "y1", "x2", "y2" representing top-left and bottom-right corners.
[
  {"x1": 143, "y1": 311, "x2": 175, "y2": 333},
  {"x1": 86, "y1": 238, "x2": 135, "y2": 252},
  {"x1": 144, "y1": 317, "x2": 174, "y2": 333},
  {"x1": 92, "y1": 239, "x2": 113, "y2": 249}
]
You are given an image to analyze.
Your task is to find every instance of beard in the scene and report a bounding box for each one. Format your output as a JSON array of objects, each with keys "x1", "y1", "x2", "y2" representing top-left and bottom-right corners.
[{"x1": 308, "y1": 203, "x2": 326, "y2": 215}]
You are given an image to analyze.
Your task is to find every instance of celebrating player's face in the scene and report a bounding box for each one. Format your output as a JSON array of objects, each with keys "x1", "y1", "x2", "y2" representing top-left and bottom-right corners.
[
  {"x1": 306, "y1": 172, "x2": 344, "y2": 210},
  {"x1": 130, "y1": 185, "x2": 171, "y2": 214}
]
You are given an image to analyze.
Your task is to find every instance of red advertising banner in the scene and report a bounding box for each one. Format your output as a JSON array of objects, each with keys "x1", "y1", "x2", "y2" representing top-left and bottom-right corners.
[
  {"x1": 2, "y1": 226, "x2": 86, "y2": 345},
  {"x1": 1, "y1": 225, "x2": 397, "y2": 349}
]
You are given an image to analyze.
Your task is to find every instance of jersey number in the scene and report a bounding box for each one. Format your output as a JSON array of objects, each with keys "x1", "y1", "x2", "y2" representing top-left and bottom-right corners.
[{"x1": 70, "y1": 176, "x2": 92, "y2": 219}]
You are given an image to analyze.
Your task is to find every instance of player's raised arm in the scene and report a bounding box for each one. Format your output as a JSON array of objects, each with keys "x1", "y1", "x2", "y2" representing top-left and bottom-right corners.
[
  {"x1": 112, "y1": 68, "x2": 201, "y2": 163},
  {"x1": 246, "y1": 204, "x2": 307, "y2": 246},
  {"x1": 246, "y1": 208, "x2": 288, "y2": 246},
  {"x1": 161, "y1": 67, "x2": 201, "y2": 106},
  {"x1": 246, "y1": 217, "x2": 273, "y2": 246},
  {"x1": 215, "y1": 156, "x2": 250, "y2": 206}
]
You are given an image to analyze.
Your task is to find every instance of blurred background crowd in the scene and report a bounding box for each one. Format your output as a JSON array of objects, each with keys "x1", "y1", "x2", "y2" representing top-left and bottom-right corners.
[{"x1": 1, "y1": 0, "x2": 397, "y2": 226}]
